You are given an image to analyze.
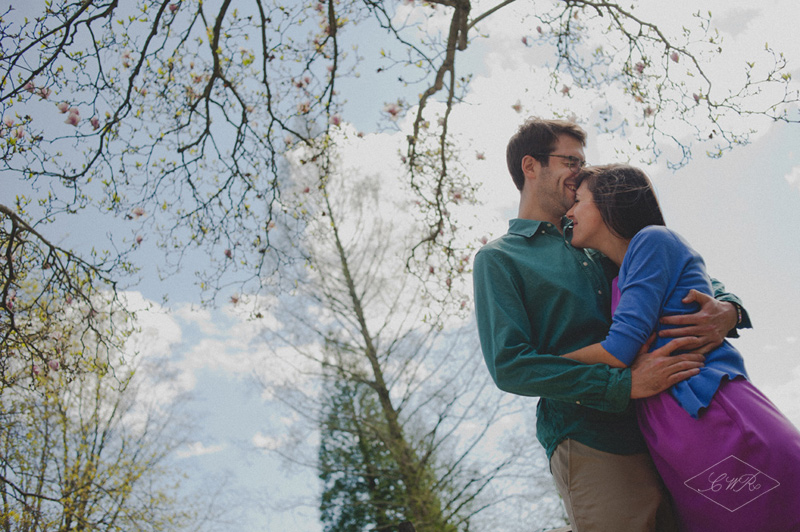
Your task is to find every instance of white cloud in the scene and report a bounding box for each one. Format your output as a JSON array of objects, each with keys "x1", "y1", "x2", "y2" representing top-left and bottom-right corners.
[
  {"x1": 760, "y1": 364, "x2": 800, "y2": 430},
  {"x1": 785, "y1": 166, "x2": 800, "y2": 191},
  {"x1": 176, "y1": 441, "x2": 227, "y2": 459},
  {"x1": 252, "y1": 431, "x2": 283, "y2": 451}
]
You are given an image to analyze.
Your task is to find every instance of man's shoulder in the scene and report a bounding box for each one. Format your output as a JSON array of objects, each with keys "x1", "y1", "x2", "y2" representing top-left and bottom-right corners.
[
  {"x1": 475, "y1": 234, "x2": 515, "y2": 269},
  {"x1": 475, "y1": 231, "x2": 538, "y2": 261}
]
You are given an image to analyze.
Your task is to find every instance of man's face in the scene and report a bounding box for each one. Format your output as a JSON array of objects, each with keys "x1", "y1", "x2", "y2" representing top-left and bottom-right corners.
[{"x1": 536, "y1": 134, "x2": 586, "y2": 216}]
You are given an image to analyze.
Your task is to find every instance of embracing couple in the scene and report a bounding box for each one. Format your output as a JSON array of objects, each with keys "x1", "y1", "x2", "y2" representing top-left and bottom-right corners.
[{"x1": 473, "y1": 118, "x2": 800, "y2": 531}]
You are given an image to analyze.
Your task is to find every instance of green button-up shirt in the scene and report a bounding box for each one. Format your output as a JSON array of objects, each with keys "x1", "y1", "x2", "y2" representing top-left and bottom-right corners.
[{"x1": 473, "y1": 218, "x2": 644, "y2": 459}]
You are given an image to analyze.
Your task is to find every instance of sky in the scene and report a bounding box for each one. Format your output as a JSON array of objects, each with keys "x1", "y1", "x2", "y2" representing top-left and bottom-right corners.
[{"x1": 5, "y1": 1, "x2": 800, "y2": 531}]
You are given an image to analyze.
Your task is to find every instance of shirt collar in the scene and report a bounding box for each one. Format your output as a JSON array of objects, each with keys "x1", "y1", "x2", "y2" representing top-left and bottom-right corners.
[{"x1": 508, "y1": 216, "x2": 571, "y2": 237}]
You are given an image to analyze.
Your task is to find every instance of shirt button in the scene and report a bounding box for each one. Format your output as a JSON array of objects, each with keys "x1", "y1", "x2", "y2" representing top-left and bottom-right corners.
[
  {"x1": 582, "y1": 261, "x2": 588, "y2": 267},
  {"x1": 576, "y1": 400, "x2": 581, "y2": 405},
  {"x1": 598, "y1": 290, "x2": 603, "y2": 295}
]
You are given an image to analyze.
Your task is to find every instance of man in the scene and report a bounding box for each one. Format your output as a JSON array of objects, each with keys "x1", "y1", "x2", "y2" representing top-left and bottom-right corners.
[{"x1": 472, "y1": 119, "x2": 750, "y2": 531}]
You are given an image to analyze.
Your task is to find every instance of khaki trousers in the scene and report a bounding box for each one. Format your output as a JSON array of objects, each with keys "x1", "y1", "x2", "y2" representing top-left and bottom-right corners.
[{"x1": 549, "y1": 439, "x2": 678, "y2": 532}]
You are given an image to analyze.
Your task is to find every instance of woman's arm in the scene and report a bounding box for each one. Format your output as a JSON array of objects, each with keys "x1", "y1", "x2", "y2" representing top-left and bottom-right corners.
[{"x1": 562, "y1": 343, "x2": 628, "y2": 368}]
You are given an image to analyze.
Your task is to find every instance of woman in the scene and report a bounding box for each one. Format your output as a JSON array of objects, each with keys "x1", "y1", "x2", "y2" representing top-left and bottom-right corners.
[{"x1": 563, "y1": 164, "x2": 800, "y2": 531}]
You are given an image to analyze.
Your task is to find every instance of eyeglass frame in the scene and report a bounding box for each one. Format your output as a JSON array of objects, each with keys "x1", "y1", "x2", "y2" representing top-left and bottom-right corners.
[{"x1": 532, "y1": 153, "x2": 588, "y2": 171}]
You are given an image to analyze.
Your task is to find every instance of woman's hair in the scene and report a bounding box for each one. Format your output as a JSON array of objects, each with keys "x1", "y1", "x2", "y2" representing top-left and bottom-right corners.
[{"x1": 575, "y1": 164, "x2": 666, "y2": 239}]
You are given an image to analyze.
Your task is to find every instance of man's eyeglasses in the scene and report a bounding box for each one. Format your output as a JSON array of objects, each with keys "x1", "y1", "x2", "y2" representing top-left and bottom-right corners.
[{"x1": 534, "y1": 153, "x2": 588, "y2": 170}]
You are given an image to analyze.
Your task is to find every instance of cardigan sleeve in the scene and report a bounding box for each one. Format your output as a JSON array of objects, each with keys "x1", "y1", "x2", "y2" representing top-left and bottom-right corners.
[{"x1": 600, "y1": 227, "x2": 691, "y2": 366}]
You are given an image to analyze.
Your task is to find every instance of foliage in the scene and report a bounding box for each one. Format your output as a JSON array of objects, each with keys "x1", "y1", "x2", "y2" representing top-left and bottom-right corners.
[
  {"x1": 259, "y1": 138, "x2": 563, "y2": 531},
  {"x1": 0, "y1": 357, "x2": 198, "y2": 531},
  {"x1": 2, "y1": 0, "x2": 798, "y2": 308},
  {"x1": 318, "y1": 376, "x2": 407, "y2": 532},
  {"x1": 0, "y1": 204, "x2": 130, "y2": 391}
]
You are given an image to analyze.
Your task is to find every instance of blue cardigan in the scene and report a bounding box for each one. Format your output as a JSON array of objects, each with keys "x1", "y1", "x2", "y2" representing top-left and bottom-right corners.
[{"x1": 601, "y1": 225, "x2": 748, "y2": 417}]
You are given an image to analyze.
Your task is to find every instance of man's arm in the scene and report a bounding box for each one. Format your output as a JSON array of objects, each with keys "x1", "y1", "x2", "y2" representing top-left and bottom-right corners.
[
  {"x1": 473, "y1": 248, "x2": 630, "y2": 412},
  {"x1": 629, "y1": 336, "x2": 704, "y2": 399},
  {"x1": 659, "y1": 279, "x2": 752, "y2": 353}
]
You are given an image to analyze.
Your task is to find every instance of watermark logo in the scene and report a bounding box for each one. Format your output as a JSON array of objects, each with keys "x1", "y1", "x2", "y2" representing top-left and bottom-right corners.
[{"x1": 684, "y1": 455, "x2": 780, "y2": 512}]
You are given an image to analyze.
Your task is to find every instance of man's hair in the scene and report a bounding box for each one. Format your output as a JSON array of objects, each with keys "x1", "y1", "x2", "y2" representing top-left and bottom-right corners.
[
  {"x1": 575, "y1": 164, "x2": 666, "y2": 239},
  {"x1": 506, "y1": 118, "x2": 587, "y2": 191}
]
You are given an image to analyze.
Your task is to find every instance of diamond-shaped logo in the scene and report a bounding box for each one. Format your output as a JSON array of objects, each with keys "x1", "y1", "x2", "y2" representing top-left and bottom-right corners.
[{"x1": 684, "y1": 455, "x2": 780, "y2": 512}]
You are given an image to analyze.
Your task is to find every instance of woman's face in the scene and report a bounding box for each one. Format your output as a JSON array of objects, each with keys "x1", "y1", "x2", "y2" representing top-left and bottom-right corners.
[{"x1": 566, "y1": 181, "x2": 608, "y2": 249}]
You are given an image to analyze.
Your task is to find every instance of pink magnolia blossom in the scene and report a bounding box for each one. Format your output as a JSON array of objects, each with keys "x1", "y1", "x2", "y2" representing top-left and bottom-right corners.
[
  {"x1": 3, "y1": 116, "x2": 14, "y2": 127},
  {"x1": 511, "y1": 100, "x2": 523, "y2": 113},
  {"x1": 480, "y1": 236, "x2": 488, "y2": 245},
  {"x1": 522, "y1": 36, "x2": 529, "y2": 46},
  {"x1": 57, "y1": 102, "x2": 70, "y2": 113},
  {"x1": 66, "y1": 295, "x2": 73, "y2": 305},
  {"x1": 297, "y1": 101, "x2": 311, "y2": 114},
  {"x1": 48, "y1": 360, "x2": 60, "y2": 371},
  {"x1": 91, "y1": 117, "x2": 100, "y2": 130},
  {"x1": 561, "y1": 85, "x2": 570, "y2": 95},
  {"x1": 14, "y1": 127, "x2": 25, "y2": 139},
  {"x1": 693, "y1": 93, "x2": 701, "y2": 103},
  {"x1": 64, "y1": 113, "x2": 80, "y2": 126},
  {"x1": 536, "y1": 26, "x2": 543, "y2": 34},
  {"x1": 670, "y1": 51, "x2": 679, "y2": 63},
  {"x1": 132, "y1": 206, "x2": 145, "y2": 218},
  {"x1": 224, "y1": 249, "x2": 232, "y2": 259},
  {"x1": 169, "y1": 3, "x2": 179, "y2": 12},
  {"x1": 476, "y1": 152, "x2": 485, "y2": 160},
  {"x1": 644, "y1": 106, "x2": 655, "y2": 116},
  {"x1": 330, "y1": 114, "x2": 342, "y2": 126},
  {"x1": 135, "y1": 235, "x2": 143, "y2": 245},
  {"x1": 32, "y1": 365, "x2": 41, "y2": 376},
  {"x1": 230, "y1": 294, "x2": 240, "y2": 304},
  {"x1": 383, "y1": 102, "x2": 402, "y2": 120},
  {"x1": 24, "y1": 82, "x2": 35, "y2": 93},
  {"x1": 634, "y1": 62, "x2": 645, "y2": 74},
  {"x1": 37, "y1": 87, "x2": 51, "y2": 99}
]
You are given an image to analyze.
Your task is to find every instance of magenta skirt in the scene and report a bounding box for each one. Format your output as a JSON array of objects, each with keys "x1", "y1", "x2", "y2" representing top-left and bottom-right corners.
[{"x1": 637, "y1": 377, "x2": 800, "y2": 532}]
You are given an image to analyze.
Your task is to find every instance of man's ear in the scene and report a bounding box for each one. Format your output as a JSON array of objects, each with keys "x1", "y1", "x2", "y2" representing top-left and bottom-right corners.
[{"x1": 521, "y1": 154, "x2": 538, "y2": 179}]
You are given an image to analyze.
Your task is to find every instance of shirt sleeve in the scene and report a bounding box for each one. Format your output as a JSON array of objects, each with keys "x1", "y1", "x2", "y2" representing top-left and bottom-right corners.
[
  {"x1": 709, "y1": 278, "x2": 753, "y2": 337},
  {"x1": 473, "y1": 248, "x2": 631, "y2": 413},
  {"x1": 600, "y1": 229, "x2": 684, "y2": 365}
]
